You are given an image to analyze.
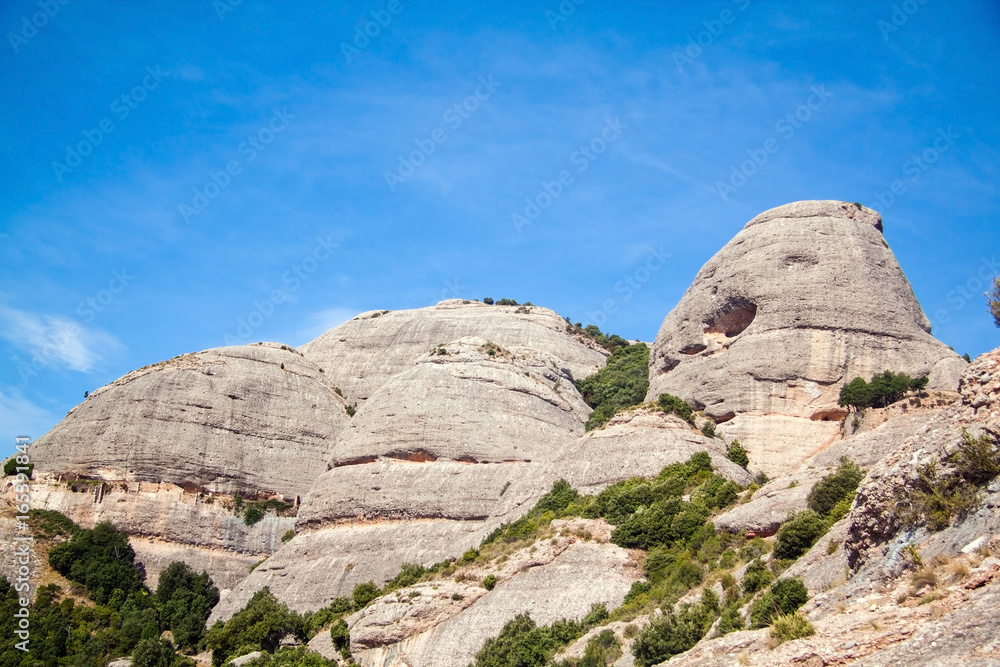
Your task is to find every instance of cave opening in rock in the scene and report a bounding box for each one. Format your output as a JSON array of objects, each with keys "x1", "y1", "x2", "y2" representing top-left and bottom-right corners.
[{"x1": 704, "y1": 298, "x2": 757, "y2": 338}]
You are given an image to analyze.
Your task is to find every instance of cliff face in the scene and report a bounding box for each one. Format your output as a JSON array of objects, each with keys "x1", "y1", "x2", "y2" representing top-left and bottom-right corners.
[
  {"x1": 29, "y1": 342, "x2": 349, "y2": 498},
  {"x1": 647, "y1": 201, "x2": 965, "y2": 473},
  {"x1": 300, "y1": 300, "x2": 609, "y2": 404},
  {"x1": 210, "y1": 336, "x2": 595, "y2": 621}
]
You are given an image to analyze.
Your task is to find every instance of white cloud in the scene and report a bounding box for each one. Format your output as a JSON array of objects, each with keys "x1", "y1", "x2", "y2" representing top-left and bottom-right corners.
[
  {"x1": 292, "y1": 307, "x2": 359, "y2": 347},
  {"x1": 0, "y1": 388, "x2": 55, "y2": 457},
  {"x1": 0, "y1": 303, "x2": 122, "y2": 373}
]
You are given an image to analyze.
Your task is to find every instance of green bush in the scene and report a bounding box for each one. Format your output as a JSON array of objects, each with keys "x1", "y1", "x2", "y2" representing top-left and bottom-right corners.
[
  {"x1": 281, "y1": 529, "x2": 295, "y2": 543},
  {"x1": 701, "y1": 421, "x2": 717, "y2": 438},
  {"x1": 483, "y1": 297, "x2": 494, "y2": 305},
  {"x1": 657, "y1": 393, "x2": 693, "y2": 423},
  {"x1": 497, "y1": 298, "x2": 519, "y2": 306},
  {"x1": 839, "y1": 371, "x2": 927, "y2": 410},
  {"x1": 204, "y1": 588, "x2": 304, "y2": 666},
  {"x1": 131, "y1": 638, "x2": 175, "y2": 667},
  {"x1": 243, "y1": 505, "x2": 264, "y2": 526},
  {"x1": 482, "y1": 574, "x2": 498, "y2": 591},
  {"x1": 769, "y1": 611, "x2": 815, "y2": 645},
  {"x1": 48, "y1": 521, "x2": 145, "y2": 604},
  {"x1": 575, "y1": 343, "x2": 650, "y2": 430},
  {"x1": 330, "y1": 619, "x2": 350, "y2": 658},
  {"x1": 773, "y1": 511, "x2": 827, "y2": 560},
  {"x1": 471, "y1": 609, "x2": 606, "y2": 667},
  {"x1": 726, "y1": 440, "x2": 749, "y2": 469},
  {"x1": 156, "y1": 561, "x2": 219, "y2": 649},
  {"x1": 631, "y1": 591, "x2": 718, "y2": 667},
  {"x1": 3, "y1": 458, "x2": 32, "y2": 477},
  {"x1": 716, "y1": 604, "x2": 744, "y2": 635},
  {"x1": 576, "y1": 629, "x2": 621, "y2": 667},
  {"x1": 807, "y1": 458, "x2": 863, "y2": 517},
  {"x1": 749, "y1": 577, "x2": 808, "y2": 627},
  {"x1": 740, "y1": 558, "x2": 774, "y2": 596},
  {"x1": 28, "y1": 509, "x2": 79, "y2": 538},
  {"x1": 905, "y1": 430, "x2": 1000, "y2": 530},
  {"x1": 352, "y1": 581, "x2": 380, "y2": 609}
]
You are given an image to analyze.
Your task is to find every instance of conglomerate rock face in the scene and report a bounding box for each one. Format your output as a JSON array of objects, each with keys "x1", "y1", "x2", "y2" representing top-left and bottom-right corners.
[
  {"x1": 210, "y1": 337, "x2": 596, "y2": 621},
  {"x1": 647, "y1": 200, "x2": 965, "y2": 473},
  {"x1": 29, "y1": 342, "x2": 349, "y2": 498},
  {"x1": 300, "y1": 300, "x2": 609, "y2": 404}
]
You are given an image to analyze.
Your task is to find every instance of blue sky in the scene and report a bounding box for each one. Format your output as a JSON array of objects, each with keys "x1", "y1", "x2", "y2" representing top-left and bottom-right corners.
[{"x1": 1, "y1": 0, "x2": 998, "y2": 453}]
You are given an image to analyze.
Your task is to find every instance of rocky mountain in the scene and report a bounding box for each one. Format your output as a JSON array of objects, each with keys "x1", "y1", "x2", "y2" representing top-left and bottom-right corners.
[
  {"x1": 4, "y1": 200, "x2": 993, "y2": 667},
  {"x1": 647, "y1": 200, "x2": 965, "y2": 475}
]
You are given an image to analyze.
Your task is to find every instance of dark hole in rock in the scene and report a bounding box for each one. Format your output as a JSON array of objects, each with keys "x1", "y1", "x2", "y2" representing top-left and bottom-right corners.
[
  {"x1": 704, "y1": 298, "x2": 757, "y2": 338},
  {"x1": 385, "y1": 449, "x2": 438, "y2": 463},
  {"x1": 660, "y1": 357, "x2": 680, "y2": 373},
  {"x1": 679, "y1": 343, "x2": 708, "y2": 355}
]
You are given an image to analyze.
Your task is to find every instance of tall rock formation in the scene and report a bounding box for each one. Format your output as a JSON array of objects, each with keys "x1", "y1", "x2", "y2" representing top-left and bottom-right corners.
[
  {"x1": 646, "y1": 201, "x2": 965, "y2": 474},
  {"x1": 210, "y1": 336, "x2": 595, "y2": 621},
  {"x1": 300, "y1": 300, "x2": 608, "y2": 404},
  {"x1": 26, "y1": 342, "x2": 350, "y2": 588}
]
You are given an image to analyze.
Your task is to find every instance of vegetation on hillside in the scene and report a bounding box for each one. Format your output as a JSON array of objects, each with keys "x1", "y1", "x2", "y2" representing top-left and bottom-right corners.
[
  {"x1": 574, "y1": 343, "x2": 650, "y2": 430},
  {"x1": 838, "y1": 371, "x2": 928, "y2": 410}
]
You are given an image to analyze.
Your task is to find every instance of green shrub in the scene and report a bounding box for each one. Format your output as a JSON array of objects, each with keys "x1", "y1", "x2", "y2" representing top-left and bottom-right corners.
[
  {"x1": 773, "y1": 511, "x2": 827, "y2": 560},
  {"x1": 48, "y1": 521, "x2": 144, "y2": 604},
  {"x1": 576, "y1": 629, "x2": 621, "y2": 667},
  {"x1": 904, "y1": 430, "x2": 999, "y2": 530},
  {"x1": 204, "y1": 588, "x2": 304, "y2": 666},
  {"x1": 497, "y1": 298, "x2": 519, "y2": 306},
  {"x1": 750, "y1": 577, "x2": 808, "y2": 627},
  {"x1": 483, "y1": 297, "x2": 494, "y2": 304},
  {"x1": 243, "y1": 505, "x2": 264, "y2": 526},
  {"x1": 27, "y1": 509, "x2": 78, "y2": 538},
  {"x1": 769, "y1": 611, "x2": 815, "y2": 645},
  {"x1": 807, "y1": 458, "x2": 863, "y2": 517},
  {"x1": 352, "y1": 582, "x2": 380, "y2": 609},
  {"x1": 482, "y1": 574, "x2": 498, "y2": 591},
  {"x1": 3, "y1": 458, "x2": 32, "y2": 477},
  {"x1": 741, "y1": 558, "x2": 774, "y2": 596},
  {"x1": 657, "y1": 393, "x2": 693, "y2": 423},
  {"x1": 575, "y1": 344, "x2": 650, "y2": 430},
  {"x1": 631, "y1": 591, "x2": 718, "y2": 667},
  {"x1": 132, "y1": 637, "x2": 175, "y2": 667},
  {"x1": 716, "y1": 604, "x2": 744, "y2": 635},
  {"x1": 281, "y1": 529, "x2": 295, "y2": 543},
  {"x1": 839, "y1": 371, "x2": 927, "y2": 410},
  {"x1": 330, "y1": 619, "x2": 350, "y2": 658},
  {"x1": 470, "y1": 609, "x2": 605, "y2": 667},
  {"x1": 701, "y1": 421, "x2": 717, "y2": 438},
  {"x1": 156, "y1": 561, "x2": 219, "y2": 649},
  {"x1": 726, "y1": 440, "x2": 749, "y2": 468}
]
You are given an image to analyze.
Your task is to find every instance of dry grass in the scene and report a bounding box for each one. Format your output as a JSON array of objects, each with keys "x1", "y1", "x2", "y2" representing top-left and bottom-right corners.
[
  {"x1": 947, "y1": 558, "x2": 971, "y2": 579},
  {"x1": 736, "y1": 650, "x2": 751, "y2": 665},
  {"x1": 910, "y1": 566, "x2": 938, "y2": 590}
]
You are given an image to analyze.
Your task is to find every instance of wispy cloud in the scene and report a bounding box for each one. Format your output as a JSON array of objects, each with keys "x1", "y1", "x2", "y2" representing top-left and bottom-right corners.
[
  {"x1": 0, "y1": 303, "x2": 122, "y2": 373},
  {"x1": 293, "y1": 307, "x2": 358, "y2": 347},
  {"x1": 0, "y1": 388, "x2": 55, "y2": 455}
]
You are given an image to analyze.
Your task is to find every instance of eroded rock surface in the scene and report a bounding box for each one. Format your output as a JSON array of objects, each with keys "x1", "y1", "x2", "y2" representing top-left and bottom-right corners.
[
  {"x1": 300, "y1": 300, "x2": 608, "y2": 404},
  {"x1": 211, "y1": 338, "x2": 595, "y2": 622},
  {"x1": 29, "y1": 342, "x2": 348, "y2": 498},
  {"x1": 647, "y1": 201, "x2": 965, "y2": 473}
]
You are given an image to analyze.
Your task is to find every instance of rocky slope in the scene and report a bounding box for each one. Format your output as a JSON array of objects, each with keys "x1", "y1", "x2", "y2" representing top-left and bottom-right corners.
[
  {"x1": 210, "y1": 336, "x2": 597, "y2": 622},
  {"x1": 301, "y1": 300, "x2": 609, "y2": 404},
  {"x1": 647, "y1": 201, "x2": 966, "y2": 474}
]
